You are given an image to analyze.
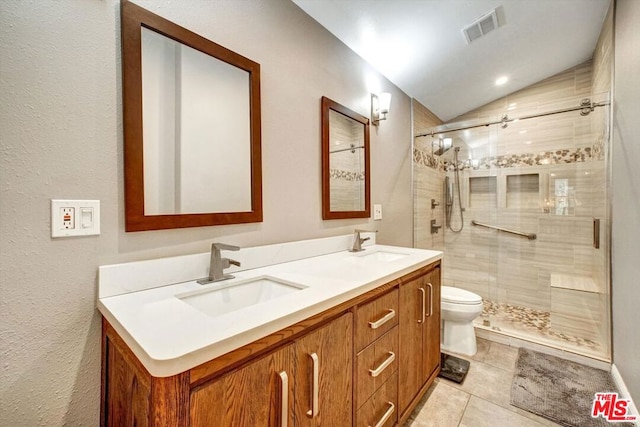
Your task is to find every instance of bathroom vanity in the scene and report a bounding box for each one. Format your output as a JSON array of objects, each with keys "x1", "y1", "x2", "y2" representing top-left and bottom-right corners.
[{"x1": 98, "y1": 236, "x2": 442, "y2": 426}]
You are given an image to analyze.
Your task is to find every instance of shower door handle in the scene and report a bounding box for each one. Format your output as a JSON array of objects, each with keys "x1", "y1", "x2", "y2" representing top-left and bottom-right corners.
[
  {"x1": 593, "y1": 218, "x2": 600, "y2": 249},
  {"x1": 418, "y1": 287, "x2": 426, "y2": 323}
]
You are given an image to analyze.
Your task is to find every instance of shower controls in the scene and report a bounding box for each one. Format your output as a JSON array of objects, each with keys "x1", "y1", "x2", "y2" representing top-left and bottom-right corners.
[
  {"x1": 431, "y1": 199, "x2": 440, "y2": 209},
  {"x1": 430, "y1": 219, "x2": 442, "y2": 235}
]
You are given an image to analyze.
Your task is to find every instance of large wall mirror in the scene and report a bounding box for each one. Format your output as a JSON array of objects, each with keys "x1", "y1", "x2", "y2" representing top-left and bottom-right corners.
[
  {"x1": 321, "y1": 97, "x2": 370, "y2": 219},
  {"x1": 122, "y1": 1, "x2": 262, "y2": 231}
]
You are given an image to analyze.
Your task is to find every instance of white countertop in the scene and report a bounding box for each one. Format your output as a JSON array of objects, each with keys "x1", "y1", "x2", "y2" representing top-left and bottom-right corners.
[{"x1": 98, "y1": 243, "x2": 442, "y2": 377}]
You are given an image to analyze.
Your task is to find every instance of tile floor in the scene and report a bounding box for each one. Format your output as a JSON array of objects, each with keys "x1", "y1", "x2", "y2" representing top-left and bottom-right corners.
[{"x1": 406, "y1": 338, "x2": 564, "y2": 427}]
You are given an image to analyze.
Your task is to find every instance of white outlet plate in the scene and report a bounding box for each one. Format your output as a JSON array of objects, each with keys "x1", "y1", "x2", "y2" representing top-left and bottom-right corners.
[
  {"x1": 373, "y1": 204, "x2": 382, "y2": 220},
  {"x1": 51, "y1": 199, "x2": 101, "y2": 238}
]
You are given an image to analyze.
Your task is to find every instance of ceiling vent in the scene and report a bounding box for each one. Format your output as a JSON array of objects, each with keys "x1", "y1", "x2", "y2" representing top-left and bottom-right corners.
[{"x1": 463, "y1": 9, "x2": 500, "y2": 44}]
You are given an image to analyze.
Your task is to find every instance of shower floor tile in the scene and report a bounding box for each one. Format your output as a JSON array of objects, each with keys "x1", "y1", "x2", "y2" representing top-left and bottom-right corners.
[{"x1": 474, "y1": 299, "x2": 606, "y2": 360}]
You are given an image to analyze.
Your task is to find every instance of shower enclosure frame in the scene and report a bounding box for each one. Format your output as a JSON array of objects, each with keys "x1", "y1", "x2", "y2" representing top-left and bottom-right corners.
[{"x1": 412, "y1": 95, "x2": 613, "y2": 362}]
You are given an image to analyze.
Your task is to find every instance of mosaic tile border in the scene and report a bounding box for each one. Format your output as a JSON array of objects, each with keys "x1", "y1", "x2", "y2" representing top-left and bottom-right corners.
[
  {"x1": 413, "y1": 148, "x2": 446, "y2": 171},
  {"x1": 413, "y1": 146, "x2": 599, "y2": 171},
  {"x1": 591, "y1": 129, "x2": 606, "y2": 161},
  {"x1": 329, "y1": 168, "x2": 364, "y2": 181}
]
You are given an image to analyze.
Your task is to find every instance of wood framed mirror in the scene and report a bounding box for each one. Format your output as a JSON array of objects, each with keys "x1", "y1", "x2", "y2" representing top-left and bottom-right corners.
[
  {"x1": 121, "y1": 1, "x2": 262, "y2": 231},
  {"x1": 321, "y1": 96, "x2": 371, "y2": 220}
]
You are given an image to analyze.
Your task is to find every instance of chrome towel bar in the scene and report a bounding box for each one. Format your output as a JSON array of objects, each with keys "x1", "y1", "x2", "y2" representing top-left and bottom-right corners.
[{"x1": 471, "y1": 220, "x2": 537, "y2": 240}]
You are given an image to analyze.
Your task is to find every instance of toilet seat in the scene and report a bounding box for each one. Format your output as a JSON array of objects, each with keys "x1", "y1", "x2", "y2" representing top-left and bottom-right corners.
[{"x1": 441, "y1": 286, "x2": 482, "y2": 305}]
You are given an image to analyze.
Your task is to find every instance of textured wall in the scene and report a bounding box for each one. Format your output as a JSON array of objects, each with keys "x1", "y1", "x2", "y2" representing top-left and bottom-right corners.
[
  {"x1": 0, "y1": 1, "x2": 412, "y2": 425},
  {"x1": 612, "y1": 0, "x2": 640, "y2": 403}
]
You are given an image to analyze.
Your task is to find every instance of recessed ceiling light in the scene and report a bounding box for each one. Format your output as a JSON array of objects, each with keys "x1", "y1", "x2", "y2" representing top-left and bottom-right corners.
[
  {"x1": 519, "y1": 130, "x2": 528, "y2": 134},
  {"x1": 495, "y1": 76, "x2": 508, "y2": 86},
  {"x1": 524, "y1": 141, "x2": 532, "y2": 145}
]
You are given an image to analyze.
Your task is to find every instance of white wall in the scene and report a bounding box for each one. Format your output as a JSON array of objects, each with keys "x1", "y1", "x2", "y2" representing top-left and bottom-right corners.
[
  {"x1": 0, "y1": 0, "x2": 412, "y2": 424},
  {"x1": 612, "y1": 0, "x2": 640, "y2": 403}
]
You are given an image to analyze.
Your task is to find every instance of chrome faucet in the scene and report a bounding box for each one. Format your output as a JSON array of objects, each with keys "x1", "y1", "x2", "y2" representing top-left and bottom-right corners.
[
  {"x1": 197, "y1": 243, "x2": 241, "y2": 285},
  {"x1": 349, "y1": 229, "x2": 375, "y2": 252}
]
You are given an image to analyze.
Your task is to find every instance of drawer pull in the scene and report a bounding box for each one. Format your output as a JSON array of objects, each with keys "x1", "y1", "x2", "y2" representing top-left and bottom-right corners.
[
  {"x1": 368, "y1": 309, "x2": 396, "y2": 329},
  {"x1": 418, "y1": 287, "x2": 426, "y2": 323},
  {"x1": 278, "y1": 371, "x2": 288, "y2": 427},
  {"x1": 368, "y1": 351, "x2": 395, "y2": 377},
  {"x1": 368, "y1": 401, "x2": 395, "y2": 427},
  {"x1": 426, "y1": 282, "x2": 433, "y2": 317},
  {"x1": 306, "y1": 353, "x2": 319, "y2": 418}
]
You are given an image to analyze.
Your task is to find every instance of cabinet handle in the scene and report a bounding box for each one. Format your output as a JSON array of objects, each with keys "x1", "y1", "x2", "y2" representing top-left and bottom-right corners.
[
  {"x1": 426, "y1": 282, "x2": 433, "y2": 317},
  {"x1": 369, "y1": 309, "x2": 396, "y2": 329},
  {"x1": 418, "y1": 287, "x2": 426, "y2": 323},
  {"x1": 306, "y1": 353, "x2": 319, "y2": 418},
  {"x1": 278, "y1": 371, "x2": 288, "y2": 427},
  {"x1": 368, "y1": 351, "x2": 395, "y2": 377},
  {"x1": 368, "y1": 401, "x2": 395, "y2": 427}
]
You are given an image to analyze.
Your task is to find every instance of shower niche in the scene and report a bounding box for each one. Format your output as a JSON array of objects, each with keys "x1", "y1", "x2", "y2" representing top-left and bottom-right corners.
[
  {"x1": 468, "y1": 175, "x2": 496, "y2": 208},
  {"x1": 464, "y1": 171, "x2": 547, "y2": 212}
]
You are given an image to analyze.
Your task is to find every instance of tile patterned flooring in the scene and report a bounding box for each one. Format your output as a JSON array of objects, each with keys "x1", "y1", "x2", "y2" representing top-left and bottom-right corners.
[{"x1": 406, "y1": 338, "x2": 564, "y2": 427}]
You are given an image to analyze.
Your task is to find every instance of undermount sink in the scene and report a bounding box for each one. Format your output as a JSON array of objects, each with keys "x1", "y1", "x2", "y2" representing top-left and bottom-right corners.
[
  {"x1": 177, "y1": 276, "x2": 306, "y2": 318},
  {"x1": 349, "y1": 250, "x2": 410, "y2": 263}
]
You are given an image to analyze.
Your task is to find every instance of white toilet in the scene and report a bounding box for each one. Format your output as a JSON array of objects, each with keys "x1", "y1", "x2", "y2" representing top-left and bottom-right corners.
[{"x1": 440, "y1": 286, "x2": 484, "y2": 356}]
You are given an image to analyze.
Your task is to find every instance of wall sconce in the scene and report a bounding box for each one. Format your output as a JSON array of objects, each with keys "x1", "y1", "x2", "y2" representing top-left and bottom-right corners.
[{"x1": 371, "y1": 92, "x2": 392, "y2": 126}]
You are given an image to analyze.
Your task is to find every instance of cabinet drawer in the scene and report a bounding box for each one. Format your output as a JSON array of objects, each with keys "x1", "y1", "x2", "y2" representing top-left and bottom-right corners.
[
  {"x1": 356, "y1": 326, "x2": 398, "y2": 409},
  {"x1": 356, "y1": 371, "x2": 398, "y2": 427},
  {"x1": 355, "y1": 289, "x2": 399, "y2": 352}
]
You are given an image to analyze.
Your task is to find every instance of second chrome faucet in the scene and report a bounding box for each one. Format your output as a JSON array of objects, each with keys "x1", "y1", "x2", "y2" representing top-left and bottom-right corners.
[
  {"x1": 198, "y1": 243, "x2": 241, "y2": 285},
  {"x1": 349, "y1": 229, "x2": 376, "y2": 252}
]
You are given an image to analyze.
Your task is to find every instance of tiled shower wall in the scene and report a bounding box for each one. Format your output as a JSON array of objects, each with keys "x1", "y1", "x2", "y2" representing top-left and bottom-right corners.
[
  {"x1": 413, "y1": 44, "x2": 611, "y2": 354},
  {"x1": 413, "y1": 100, "x2": 444, "y2": 251}
]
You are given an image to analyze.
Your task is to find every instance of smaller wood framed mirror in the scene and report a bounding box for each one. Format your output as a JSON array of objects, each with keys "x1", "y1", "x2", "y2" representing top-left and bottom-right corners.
[{"x1": 321, "y1": 97, "x2": 371, "y2": 220}]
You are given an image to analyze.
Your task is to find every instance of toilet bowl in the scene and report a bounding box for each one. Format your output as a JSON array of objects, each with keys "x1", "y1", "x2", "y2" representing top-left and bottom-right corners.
[{"x1": 440, "y1": 286, "x2": 483, "y2": 356}]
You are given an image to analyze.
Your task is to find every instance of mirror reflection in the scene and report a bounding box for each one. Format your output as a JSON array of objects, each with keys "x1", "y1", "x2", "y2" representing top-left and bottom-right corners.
[
  {"x1": 321, "y1": 97, "x2": 370, "y2": 219},
  {"x1": 328, "y1": 109, "x2": 366, "y2": 212},
  {"x1": 141, "y1": 27, "x2": 252, "y2": 215}
]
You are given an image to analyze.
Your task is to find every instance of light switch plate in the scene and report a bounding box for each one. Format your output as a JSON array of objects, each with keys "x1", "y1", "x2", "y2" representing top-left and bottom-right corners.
[
  {"x1": 373, "y1": 204, "x2": 382, "y2": 220},
  {"x1": 51, "y1": 199, "x2": 100, "y2": 237}
]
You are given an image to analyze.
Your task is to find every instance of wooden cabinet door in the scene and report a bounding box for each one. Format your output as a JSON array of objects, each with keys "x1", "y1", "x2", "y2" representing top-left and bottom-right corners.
[
  {"x1": 104, "y1": 336, "x2": 151, "y2": 427},
  {"x1": 294, "y1": 312, "x2": 353, "y2": 427},
  {"x1": 398, "y1": 277, "x2": 425, "y2": 414},
  {"x1": 423, "y1": 267, "x2": 441, "y2": 380},
  {"x1": 190, "y1": 344, "x2": 294, "y2": 427}
]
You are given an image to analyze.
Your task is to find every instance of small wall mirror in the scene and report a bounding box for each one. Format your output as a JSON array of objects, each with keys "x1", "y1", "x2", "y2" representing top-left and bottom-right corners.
[
  {"x1": 321, "y1": 97, "x2": 370, "y2": 219},
  {"x1": 122, "y1": 1, "x2": 262, "y2": 231}
]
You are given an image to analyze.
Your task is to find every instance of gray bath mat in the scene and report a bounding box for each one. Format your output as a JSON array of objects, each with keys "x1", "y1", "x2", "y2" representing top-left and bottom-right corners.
[{"x1": 511, "y1": 348, "x2": 634, "y2": 427}]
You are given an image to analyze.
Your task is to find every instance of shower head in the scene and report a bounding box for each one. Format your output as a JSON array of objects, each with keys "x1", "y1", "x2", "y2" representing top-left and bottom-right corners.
[{"x1": 433, "y1": 137, "x2": 453, "y2": 156}]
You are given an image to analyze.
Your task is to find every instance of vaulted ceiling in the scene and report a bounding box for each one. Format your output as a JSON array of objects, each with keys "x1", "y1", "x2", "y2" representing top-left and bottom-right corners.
[{"x1": 292, "y1": 0, "x2": 611, "y2": 121}]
